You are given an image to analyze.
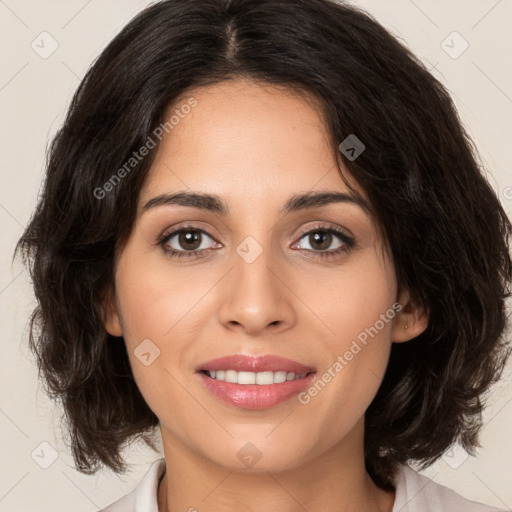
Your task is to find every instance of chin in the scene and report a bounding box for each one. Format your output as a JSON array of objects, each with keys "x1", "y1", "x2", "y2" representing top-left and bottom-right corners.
[{"x1": 199, "y1": 437, "x2": 313, "y2": 474}]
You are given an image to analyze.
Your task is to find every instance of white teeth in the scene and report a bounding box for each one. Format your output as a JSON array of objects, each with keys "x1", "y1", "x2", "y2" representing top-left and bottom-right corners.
[
  {"x1": 273, "y1": 371, "x2": 287, "y2": 383},
  {"x1": 225, "y1": 370, "x2": 237, "y2": 383},
  {"x1": 205, "y1": 370, "x2": 308, "y2": 384},
  {"x1": 239, "y1": 371, "x2": 256, "y2": 384}
]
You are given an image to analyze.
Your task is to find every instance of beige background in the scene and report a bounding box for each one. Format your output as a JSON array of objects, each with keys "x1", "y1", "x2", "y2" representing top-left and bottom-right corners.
[{"x1": 1, "y1": 0, "x2": 511, "y2": 510}]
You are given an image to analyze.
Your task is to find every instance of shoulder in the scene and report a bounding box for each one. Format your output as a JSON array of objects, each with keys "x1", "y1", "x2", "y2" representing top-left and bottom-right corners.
[
  {"x1": 96, "y1": 458, "x2": 166, "y2": 512},
  {"x1": 392, "y1": 463, "x2": 508, "y2": 512}
]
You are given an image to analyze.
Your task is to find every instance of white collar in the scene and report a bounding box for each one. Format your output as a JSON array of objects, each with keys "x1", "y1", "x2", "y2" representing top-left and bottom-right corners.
[{"x1": 103, "y1": 457, "x2": 503, "y2": 512}]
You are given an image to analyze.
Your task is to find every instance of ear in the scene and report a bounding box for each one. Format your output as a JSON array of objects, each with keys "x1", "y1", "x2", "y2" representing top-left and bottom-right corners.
[
  {"x1": 391, "y1": 286, "x2": 429, "y2": 343},
  {"x1": 100, "y1": 286, "x2": 123, "y2": 337}
]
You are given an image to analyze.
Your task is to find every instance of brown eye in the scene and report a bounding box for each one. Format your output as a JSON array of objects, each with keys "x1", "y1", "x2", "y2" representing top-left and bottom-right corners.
[
  {"x1": 164, "y1": 228, "x2": 215, "y2": 252},
  {"x1": 296, "y1": 228, "x2": 348, "y2": 252},
  {"x1": 306, "y1": 231, "x2": 333, "y2": 251},
  {"x1": 290, "y1": 224, "x2": 356, "y2": 260},
  {"x1": 176, "y1": 230, "x2": 203, "y2": 251},
  {"x1": 158, "y1": 226, "x2": 219, "y2": 259}
]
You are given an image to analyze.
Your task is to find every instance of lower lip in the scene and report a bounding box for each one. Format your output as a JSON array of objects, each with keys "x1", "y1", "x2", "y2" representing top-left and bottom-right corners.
[{"x1": 196, "y1": 371, "x2": 316, "y2": 409}]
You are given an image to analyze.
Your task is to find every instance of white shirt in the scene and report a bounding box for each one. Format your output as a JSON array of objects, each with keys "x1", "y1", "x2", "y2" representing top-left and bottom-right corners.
[{"x1": 98, "y1": 457, "x2": 507, "y2": 512}]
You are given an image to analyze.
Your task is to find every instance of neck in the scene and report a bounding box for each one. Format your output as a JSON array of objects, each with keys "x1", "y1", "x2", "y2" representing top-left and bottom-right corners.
[{"x1": 157, "y1": 420, "x2": 395, "y2": 512}]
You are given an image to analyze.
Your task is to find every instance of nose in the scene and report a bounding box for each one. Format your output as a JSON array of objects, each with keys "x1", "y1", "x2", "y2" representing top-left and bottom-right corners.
[{"x1": 217, "y1": 243, "x2": 296, "y2": 336}]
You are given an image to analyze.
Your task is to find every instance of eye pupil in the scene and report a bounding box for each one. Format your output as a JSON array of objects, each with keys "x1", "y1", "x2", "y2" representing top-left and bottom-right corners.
[
  {"x1": 310, "y1": 231, "x2": 332, "y2": 250},
  {"x1": 179, "y1": 230, "x2": 201, "y2": 250},
  {"x1": 162, "y1": 226, "x2": 349, "y2": 259}
]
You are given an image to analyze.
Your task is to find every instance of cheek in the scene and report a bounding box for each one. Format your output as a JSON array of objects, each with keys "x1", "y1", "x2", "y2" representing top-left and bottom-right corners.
[
  {"x1": 112, "y1": 247, "x2": 181, "y2": 398},
  {"x1": 113, "y1": 244, "x2": 219, "y2": 420},
  {"x1": 301, "y1": 245, "x2": 396, "y2": 350},
  {"x1": 114, "y1": 243, "x2": 201, "y2": 344},
  {"x1": 335, "y1": 249, "x2": 396, "y2": 377},
  {"x1": 297, "y1": 248, "x2": 396, "y2": 427}
]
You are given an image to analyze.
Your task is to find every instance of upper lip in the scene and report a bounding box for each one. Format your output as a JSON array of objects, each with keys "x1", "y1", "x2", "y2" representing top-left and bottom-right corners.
[{"x1": 196, "y1": 354, "x2": 316, "y2": 374}]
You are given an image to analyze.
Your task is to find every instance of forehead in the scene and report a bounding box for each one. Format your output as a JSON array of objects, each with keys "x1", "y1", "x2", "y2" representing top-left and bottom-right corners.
[{"x1": 139, "y1": 78, "x2": 367, "y2": 209}]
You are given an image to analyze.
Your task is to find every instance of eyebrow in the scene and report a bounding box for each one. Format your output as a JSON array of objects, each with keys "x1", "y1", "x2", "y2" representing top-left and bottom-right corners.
[{"x1": 141, "y1": 190, "x2": 371, "y2": 216}]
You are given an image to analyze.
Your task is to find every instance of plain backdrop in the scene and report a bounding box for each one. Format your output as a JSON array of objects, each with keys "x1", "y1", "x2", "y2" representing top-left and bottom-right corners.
[{"x1": 1, "y1": 0, "x2": 511, "y2": 510}]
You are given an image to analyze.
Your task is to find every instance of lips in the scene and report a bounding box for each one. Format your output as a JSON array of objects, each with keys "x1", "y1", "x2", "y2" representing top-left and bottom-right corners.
[
  {"x1": 196, "y1": 354, "x2": 316, "y2": 374},
  {"x1": 195, "y1": 354, "x2": 317, "y2": 409}
]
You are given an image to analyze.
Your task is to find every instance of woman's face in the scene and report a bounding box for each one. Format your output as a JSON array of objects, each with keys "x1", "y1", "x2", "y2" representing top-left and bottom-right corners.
[{"x1": 105, "y1": 78, "x2": 420, "y2": 472}]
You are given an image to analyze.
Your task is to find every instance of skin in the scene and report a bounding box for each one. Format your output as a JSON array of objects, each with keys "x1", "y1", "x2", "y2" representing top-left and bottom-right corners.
[{"x1": 104, "y1": 78, "x2": 428, "y2": 512}]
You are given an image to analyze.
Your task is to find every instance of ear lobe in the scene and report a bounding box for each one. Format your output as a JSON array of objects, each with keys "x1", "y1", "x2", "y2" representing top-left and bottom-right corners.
[
  {"x1": 391, "y1": 287, "x2": 429, "y2": 343},
  {"x1": 100, "y1": 288, "x2": 123, "y2": 337}
]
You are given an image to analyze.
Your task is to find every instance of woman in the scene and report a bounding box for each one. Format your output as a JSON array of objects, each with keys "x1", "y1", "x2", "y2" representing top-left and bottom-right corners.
[{"x1": 15, "y1": 0, "x2": 511, "y2": 511}]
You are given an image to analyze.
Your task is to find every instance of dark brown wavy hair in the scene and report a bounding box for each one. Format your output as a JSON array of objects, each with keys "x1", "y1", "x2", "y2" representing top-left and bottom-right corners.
[{"x1": 14, "y1": 0, "x2": 512, "y2": 491}]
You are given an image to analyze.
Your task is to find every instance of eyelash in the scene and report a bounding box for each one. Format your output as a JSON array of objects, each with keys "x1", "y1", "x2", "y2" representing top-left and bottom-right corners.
[{"x1": 156, "y1": 223, "x2": 356, "y2": 260}]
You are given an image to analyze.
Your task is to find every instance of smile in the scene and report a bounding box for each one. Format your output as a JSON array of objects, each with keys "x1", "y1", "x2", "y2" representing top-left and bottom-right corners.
[
  {"x1": 195, "y1": 353, "x2": 317, "y2": 409},
  {"x1": 202, "y1": 369, "x2": 310, "y2": 384}
]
